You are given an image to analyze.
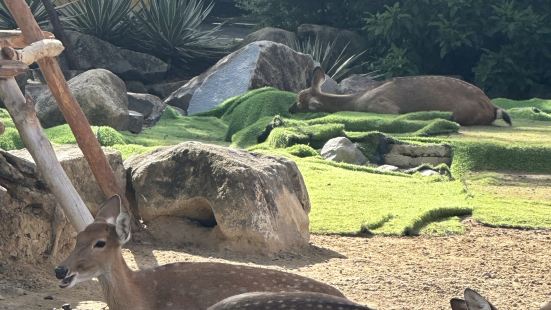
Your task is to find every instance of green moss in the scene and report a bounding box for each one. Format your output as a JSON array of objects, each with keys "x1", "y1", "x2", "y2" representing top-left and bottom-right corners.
[
  {"x1": 284, "y1": 144, "x2": 318, "y2": 157},
  {"x1": 493, "y1": 98, "x2": 551, "y2": 112},
  {"x1": 97, "y1": 127, "x2": 126, "y2": 146},
  {"x1": 507, "y1": 107, "x2": 551, "y2": 121},
  {"x1": 0, "y1": 128, "x2": 23, "y2": 150}
]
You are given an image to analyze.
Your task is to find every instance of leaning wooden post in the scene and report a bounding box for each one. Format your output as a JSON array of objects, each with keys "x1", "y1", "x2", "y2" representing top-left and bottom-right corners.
[
  {"x1": 0, "y1": 51, "x2": 93, "y2": 231},
  {"x1": 4, "y1": 0, "x2": 139, "y2": 222}
]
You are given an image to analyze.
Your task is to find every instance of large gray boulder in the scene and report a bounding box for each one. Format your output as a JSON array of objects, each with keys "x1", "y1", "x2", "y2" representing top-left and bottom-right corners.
[
  {"x1": 127, "y1": 92, "x2": 166, "y2": 126},
  {"x1": 35, "y1": 69, "x2": 129, "y2": 130},
  {"x1": 65, "y1": 31, "x2": 168, "y2": 83},
  {"x1": 240, "y1": 27, "x2": 297, "y2": 47},
  {"x1": 165, "y1": 41, "x2": 315, "y2": 114},
  {"x1": 321, "y1": 137, "x2": 367, "y2": 165},
  {"x1": 125, "y1": 142, "x2": 311, "y2": 253},
  {"x1": 0, "y1": 146, "x2": 125, "y2": 264}
]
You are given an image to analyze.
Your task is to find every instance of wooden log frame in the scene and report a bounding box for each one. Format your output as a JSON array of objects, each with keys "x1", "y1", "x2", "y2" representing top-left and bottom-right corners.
[
  {"x1": 0, "y1": 54, "x2": 93, "y2": 231},
  {"x1": 3, "y1": 0, "x2": 140, "y2": 225}
]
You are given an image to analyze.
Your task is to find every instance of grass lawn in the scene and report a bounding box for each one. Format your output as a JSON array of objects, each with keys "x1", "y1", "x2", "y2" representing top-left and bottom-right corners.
[{"x1": 1, "y1": 96, "x2": 550, "y2": 236}]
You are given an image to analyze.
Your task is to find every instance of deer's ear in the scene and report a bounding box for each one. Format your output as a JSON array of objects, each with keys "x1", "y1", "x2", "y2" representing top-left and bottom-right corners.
[
  {"x1": 450, "y1": 298, "x2": 469, "y2": 310},
  {"x1": 464, "y1": 288, "x2": 493, "y2": 310},
  {"x1": 95, "y1": 195, "x2": 122, "y2": 225},
  {"x1": 116, "y1": 212, "x2": 131, "y2": 244},
  {"x1": 311, "y1": 67, "x2": 326, "y2": 89}
]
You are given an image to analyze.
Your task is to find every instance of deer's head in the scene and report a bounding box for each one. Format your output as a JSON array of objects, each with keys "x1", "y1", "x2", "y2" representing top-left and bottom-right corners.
[
  {"x1": 290, "y1": 67, "x2": 326, "y2": 113},
  {"x1": 450, "y1": 288, "x2": 498, "y2": 310},
  {"x1": 55, "y1": 195, "x2": 131, "y2": 289}
]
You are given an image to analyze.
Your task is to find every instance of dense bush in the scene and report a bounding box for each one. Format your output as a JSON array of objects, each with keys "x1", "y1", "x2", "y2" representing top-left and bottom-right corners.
[
  {"x1": 236, "y1": 0, "x2": 383, "y2": 30},
  {"x1": 363, "y1": 0, "x2": 551, "y2": 98}
]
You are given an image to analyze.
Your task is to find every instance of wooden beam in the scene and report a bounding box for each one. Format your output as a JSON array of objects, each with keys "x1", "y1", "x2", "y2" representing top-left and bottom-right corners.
[
  {"x1": 4, "y1": 0, "x2": 140, "y2": 223},
  {"x1": 0, "y1": 76, "x2": 93, "y2": 231},
  {"x1": 0, "y1": 30, "x2": 54, "y2": 49}
]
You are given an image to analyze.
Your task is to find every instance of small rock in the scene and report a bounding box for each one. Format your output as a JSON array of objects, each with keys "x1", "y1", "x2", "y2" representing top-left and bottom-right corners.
[
  {"x1": 419, "y1": 169, "x2": 439, "y2": 177},
  {"x1": 321, "y1": 137, "x2": 367, "y2": 165},
  {"x1": 44, "y1": 295, "x2": 54, "y2": 300},
  {"x1": 377, "y1": 165, "x2": 400, "y2": 172},
  {"x1": 62, "y1": 304, "x2": 71, "y2": 310},
  {"x1": 127, "y1": 110, "x2": 144, "y2": 134}
]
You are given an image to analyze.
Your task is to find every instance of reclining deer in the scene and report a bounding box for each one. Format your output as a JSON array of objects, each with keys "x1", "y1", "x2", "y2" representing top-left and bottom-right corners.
[
  {"x1": 55, "y1": 195, "x2": 365, "y2": 310},
  {"x1": 290, "y1": 67, "x2": 512, "y2": 126}
]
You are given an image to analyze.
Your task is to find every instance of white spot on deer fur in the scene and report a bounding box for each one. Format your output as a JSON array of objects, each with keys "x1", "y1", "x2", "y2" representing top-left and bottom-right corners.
[{"x1": 166, "y1": 302, "x2": 173, "y2": 307}]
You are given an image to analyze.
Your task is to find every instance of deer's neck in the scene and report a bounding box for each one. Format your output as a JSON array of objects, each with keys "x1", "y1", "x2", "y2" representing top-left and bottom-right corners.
[
  {"x1": 98, "y1": 253, "x2": 148, "y2": 310},
  {"x1": 314, "y1": 91, "x2": 359, "y2": 112}
]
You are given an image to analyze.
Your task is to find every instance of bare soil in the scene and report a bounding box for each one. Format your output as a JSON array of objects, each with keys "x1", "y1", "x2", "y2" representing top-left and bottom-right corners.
[{"x1": 1, "y1": 222, "x2": 550, "y2": 310}]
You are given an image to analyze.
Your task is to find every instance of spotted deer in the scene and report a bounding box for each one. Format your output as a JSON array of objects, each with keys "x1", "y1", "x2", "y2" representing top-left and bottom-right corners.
[
  {"x1": 207, "y1": 291, "x2": 373, "y2": 309},
  {"x1": 55, "y1": 195, "x2": 345, "y2": 310},
  {"x1": 290, "y1": 67, "x2": 512, "y2": 126}
]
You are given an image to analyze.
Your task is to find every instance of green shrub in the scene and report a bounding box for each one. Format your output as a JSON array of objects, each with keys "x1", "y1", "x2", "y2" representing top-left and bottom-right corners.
[
  {"x1": 0, "y1": 128, "x2": 23, "y2": 150},
  {"x1": 236, "y1": 0, "x2": 382, "y2": 30},
  {"x1": 284, "y1": 144, "x2": 318, "y2": 158},
  {"x1": 96, "y1": 126, "x2": 126, "y2": 146},
  {"x1": 363, "y1": 0, "x2": 551, "y2": 99},
  {"x1": 493, "y1": 98, "x2": 551, "y2": 113}
]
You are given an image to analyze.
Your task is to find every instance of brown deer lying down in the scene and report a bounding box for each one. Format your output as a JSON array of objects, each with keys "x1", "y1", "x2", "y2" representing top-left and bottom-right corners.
[
  {"x1": 208, "y1": 292, "x2": 373, "y2": 309},
  {"x1": 290, "y1": 67, "x2": 512, "y2": 126},
  {"x1": 55, "y1": 196, "x2": 345, "y2": 310}
]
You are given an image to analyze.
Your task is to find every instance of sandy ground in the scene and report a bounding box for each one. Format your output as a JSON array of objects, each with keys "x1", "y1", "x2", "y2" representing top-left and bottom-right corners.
[{"x1": 1, "y1": 222, "x2": 550, "y2": 310}]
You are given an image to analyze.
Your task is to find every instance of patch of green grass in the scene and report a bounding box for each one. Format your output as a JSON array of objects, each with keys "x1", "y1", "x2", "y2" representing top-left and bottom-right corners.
[
  {"x1": 507, "y1": 107, "x2": 551, "y2": 122},
  {"x1": 121, "y1": 107, "x2": 228, "y2": 147},
  {"x1": 493, "y1": 98, "x2": 551, "y2": 112}
]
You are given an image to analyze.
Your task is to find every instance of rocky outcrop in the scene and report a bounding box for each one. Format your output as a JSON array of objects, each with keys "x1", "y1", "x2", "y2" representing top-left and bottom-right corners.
[
  {"x1": 127, "y1": 110, "x2": 144, "y2": 134},
  {"x1": 321, "y1": 137, "x2": 367, "y2": 165},
  {"x1": 125, "y1": 142, "x2": 311, "y2": 253},
  {"x1": 127, "y1": 92, "x2": 165, "y2": 126},
  {"x1": 165, "y1": 41, "x2": 315, "y2": 115},
  {"x1": 0, "y1": 146, "x2": 125, "y2": 264},
  {"x1": 383, "y1": 144, "x2": 453, "y2": 168},
  {"x1": 65, "y1": 31, "x2": 168, "y2": 83},
  {"x1": 35, "y1": 69, "x2": 129, "y2": 130},
  {"x1": 240, "y1": 27, "x2": 297, "y2": 47}
]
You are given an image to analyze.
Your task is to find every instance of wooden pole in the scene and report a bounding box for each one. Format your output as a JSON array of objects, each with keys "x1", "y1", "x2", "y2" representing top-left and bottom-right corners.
[
  {"x1": 4, "y1": 0, "x2": 139, "y2": 223},
  {"x1": 0, "y1": 74, "x2": 93, "y2": 231}
]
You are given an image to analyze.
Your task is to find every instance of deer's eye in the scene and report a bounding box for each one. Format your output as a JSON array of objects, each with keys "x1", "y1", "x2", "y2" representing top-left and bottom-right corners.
[{"x1": 94, "y1": 240, "x2": 106, "y2": 248}]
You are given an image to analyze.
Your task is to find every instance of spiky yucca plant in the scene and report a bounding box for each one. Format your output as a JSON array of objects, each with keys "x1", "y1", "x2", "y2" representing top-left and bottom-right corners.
[
  {"x1": 0, "y1": 0, "x2": 49, "y2": 29},
  {"x1": 132, "y1": 0, "x2": 220, "y2": 66},
  {"x1": 292, "y1": 36, "x2": 367, "y2": 81},
  {"x1": 61, "y1": 0, "x2": 135, "y2": 43}
]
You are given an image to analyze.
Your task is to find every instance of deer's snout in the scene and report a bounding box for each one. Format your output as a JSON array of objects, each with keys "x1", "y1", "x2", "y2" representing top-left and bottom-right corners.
[{"x1": 55, "y1": 266, "x2": 68, "y2": 280}]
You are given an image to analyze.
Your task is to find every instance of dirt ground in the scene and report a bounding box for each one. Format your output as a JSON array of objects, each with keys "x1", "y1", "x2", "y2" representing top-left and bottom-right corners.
[{"x1": 1, "y1": 222, "x2": 550, "y2": 310}]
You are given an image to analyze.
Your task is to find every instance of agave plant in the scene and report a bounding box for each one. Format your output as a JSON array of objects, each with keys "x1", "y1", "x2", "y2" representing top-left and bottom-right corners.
[
  {"x1": 0, "y1": 0, "x2": 49, "y2": 29},
  {"x1": 60, "y1": 0, "x2": 135, "y2": 43},
  {"x1": 291, "y1": 36, "x2": 367, "y2": 81},
  {"x1": 132, "y1": 0, "x2": 220, "y2": 66}
]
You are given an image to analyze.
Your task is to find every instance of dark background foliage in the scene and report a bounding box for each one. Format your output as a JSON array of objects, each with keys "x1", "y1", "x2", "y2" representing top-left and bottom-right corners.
[{"x1": 238, "y1": 0, "x2": 551, "y2": 99}]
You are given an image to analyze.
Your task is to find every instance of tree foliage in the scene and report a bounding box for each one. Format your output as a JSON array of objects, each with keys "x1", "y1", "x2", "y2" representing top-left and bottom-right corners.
[{"x1": 363, "y1": 0, "x2": 551, "y2": 98}]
